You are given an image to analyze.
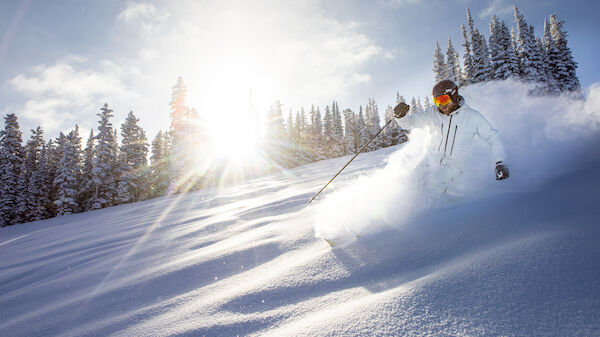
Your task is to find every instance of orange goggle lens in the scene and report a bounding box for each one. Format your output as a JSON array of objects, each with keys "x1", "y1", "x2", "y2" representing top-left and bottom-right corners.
[{"x1": 433, "y1": 94, "x2": 452, "y2": 106}]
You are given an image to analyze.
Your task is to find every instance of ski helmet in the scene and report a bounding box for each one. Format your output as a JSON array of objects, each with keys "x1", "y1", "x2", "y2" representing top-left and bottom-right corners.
[{"x1": 432, "y1": 79, "x2": 459, "y2": 102}]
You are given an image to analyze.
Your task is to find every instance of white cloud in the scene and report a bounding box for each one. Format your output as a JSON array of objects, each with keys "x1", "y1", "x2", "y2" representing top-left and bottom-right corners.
[
  {"x1": 386, "y1": 0, "x2": 421, "y2": 7},
  {"x1": 10, "y1": 56, "x2": 138, "y2": 135},
  {"x1": 479, "y1": 0, "x2": 513, "y2": 19},
  {"x1": 118, "y1": 1, "x2": 169, "y2": 39},
  {"x1": 117, "y1": 1, "x2": 166, "y2": 23}
]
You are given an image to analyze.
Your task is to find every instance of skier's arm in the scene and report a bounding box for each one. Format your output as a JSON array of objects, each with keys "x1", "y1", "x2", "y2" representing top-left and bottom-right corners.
[{"x1": 474, "y1": 113, "x2": 509, "y2": 180}]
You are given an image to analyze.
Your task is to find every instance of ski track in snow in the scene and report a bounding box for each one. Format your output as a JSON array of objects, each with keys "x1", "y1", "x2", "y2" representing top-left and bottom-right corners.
[{"x1": 2, "y1": 82, "x2": 600, "y2": 336}]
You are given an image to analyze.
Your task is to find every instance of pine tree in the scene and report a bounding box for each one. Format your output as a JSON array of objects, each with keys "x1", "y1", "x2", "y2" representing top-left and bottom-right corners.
[
  {"x1": 53, "y1": 127, "x2": 82, "y2": 216},
  {"x1": 343, "y1": 109, "x2": 356, "y2": 155},
  {"x1": 460, "y1": 24, "x2": 474, "y2": 86},
  {"x1": 323, "y1": 105, "x2": 335, "y2": 158},
  {"x1": 467, "y1": 8, "x2": 491, "y2": 83},
  {"x1": 332, "y1": 101, "x2": 345, "y2": 158},
  {"x1": 503, "y1": 21, "x2": 521, "y2": 79},
  {"x1": 423, "y1": 96, "x2": 432, "y2": 111},
  {"x1": 446, "y1": 38, "x2": 462, "y2": 84},
  {"x1": 264, "y1": 100, "x2": 289, "y2": 167},
  {"x1": 365, "y1": 98, "x2": 381, "y2": 151},
  {"x1": 549, "y1": 14, "x2": 580, "y2": 93},
  {"x1": 488, "y1": 15, "x2": 505, "y2": 80},
  {"x1": 355, "y1": 106, "x2": 368, "y2": 152},
  {"x1": 311, "y1": 106, "x2": 325, "y2": 160},
  {"x1": 149, "y1": 131, "x2": 169, "y2": 198},
  {"x1": 79, "y1": 130, "x2": 95, "y2": 209},
  {"x1": 19, "y1": 127, "x2": 49, "y2": 221},
  {"x1": 409, "y1": 97, "x2": 419, "y2": 115},
  {"x1": 89, "y1": 103, "x2": 119, "y2": 210},
  {"x1": 432, "y1": 41, "x2": 448, "y2": 83},
  {"x1": 286, "y1": 110, "x2": 294, "y2": 145},
  {"x1": 542, "y1": 18, "x2": 561, "y2": 95},
  {"x1": 514, "y1": 6, "x2": 542, "y2": 83},
  {"x1": 396, "y1": 92, "x2": 405, "y2": 105},
  {"x1": 45, "y1": 139, "x2": 59, "y2": 216},
  {"x1": 292, "y1": 108, "x2": 311, "y2": 164},
  {"x1": 168, "y1": 77, "x2": 193, "y2": 192},
  {"x1": 0, "y1": 114, "x2": 24, "y2": 226},
  {"x1": 117, "y1": 111, "x2": 149, "y2": 203}
]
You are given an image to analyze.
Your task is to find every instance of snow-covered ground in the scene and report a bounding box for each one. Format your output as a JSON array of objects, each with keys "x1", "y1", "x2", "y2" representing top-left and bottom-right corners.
[{"x1": 2, "y1": 80, "x2": 600, "y2": 336}]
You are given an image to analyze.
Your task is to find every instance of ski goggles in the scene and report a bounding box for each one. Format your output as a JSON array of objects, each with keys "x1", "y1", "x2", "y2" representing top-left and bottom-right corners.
[{"x1": 433, "y1": 94, "x2": 452, "y2": 107}]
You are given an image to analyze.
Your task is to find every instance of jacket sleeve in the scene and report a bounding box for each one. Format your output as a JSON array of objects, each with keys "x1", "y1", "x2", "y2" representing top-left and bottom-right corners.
[
  {"x1": 394, "y1": 107, "x2": 431, "y2": 130},
  {"x1": 474, "y1": 112, "x2": 506, "y2": 164}
]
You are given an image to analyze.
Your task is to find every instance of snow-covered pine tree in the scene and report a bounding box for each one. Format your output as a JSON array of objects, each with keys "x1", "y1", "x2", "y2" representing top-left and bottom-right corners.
[
  {"x1": 535, "y1": 34, "x2": 558, "y2": 95},
  {"x1": 53, "y1": 127, "x2": 82, "y2": 216},
  {"x1": 79, "y1": 130, "x2": 95, "y2": 209},
  {"x1": 286, "y1": 110, "x2": 294, "y2": 146},
  {"x1": 44, "y1": 139, "x2": 59, "y2": 216},
  {"x1": 264, "y1": 100, "x2": 289, "y2": 167},
  {"x1": 542, "y1": 18, "x2": 561, "y2": 95},
  {"x1": 167, "y1": 77, "x2": 193, "y2": 192},
  {"x1": 432, "y1": 41, "x2": 448, "y2": 83},
  {"x1": 460, "y1": 24, "x2": 474, "y2": 86},
  {"x1": 423, "y1": 96, "x2": 432, "y2": 111},
  {"x1": 15, "y1": 128, "x2": 37, "y2": 223},
  {"x1": 365, "y1": 98, "x2": 381, "y2": 152},
  {"x1": 355, "y1": 106, "x2": 368, "y2": 153},
  {"x1": 489, "y1": 16, "x2": 519, "y2": 81},
  {"x1": 0, "y1": 114, "x2": 24, "y2": 226},
  {"x1": 409, "y1": 97, "x2": 419, "y2": 115},
  {"x1": 17, "y1": 127, "x2": 49, "y2": 222},
  {"x1": 467, "y1": 8, "x2": 491, "y2": 83},
  {"x1": 549, "y1": 14, "x2": 580, "y2": 93},
  {"x1": 322, "y1": 105, "x2": 335, "y2": 159},
  {"x1": 311, "y1": 106, "x2": 325, "y2": 160},
  {"x1": 292, "y1": 108, "x2": 311, "y2": 164},
  {"x1": 446, "y1": 38, "x2": 462, "y2": 84},
  {"x1": 528, "y1": 25, "x2": 549, "y2": 95},
  {"x1": 488, "y1": 15, "x2": 506, "y2": 80},
  {"x1": 342, "y1": 109, "x2": 356, "y2": 155},
  {"x1": 417, "y1": 97, "x2": 423, "y2": 113},
  {"x1": 149, "y1": 131, "x2": 169, "y2": 198},
  {"x1": 396, "y1": 92, "x2": 404, "y2": 105},
  {"x1": 502, "y1": 21, "x2": 520, "y2": 79},
  {"x1": 332, "y1": 101, "x2": 345, "y2": 158},
  {"x1": 117, "y1": 111, "x2": 149, "y2": 204},
  {"x1": 514, "y1": 6, "x2": 542, "y2": 83},
  {"x1": 89, "y1": 103, "x2": 119, "y2": 210},
  {"x1": 37, "y1": 142, "x2": 52, "y2": 217}
]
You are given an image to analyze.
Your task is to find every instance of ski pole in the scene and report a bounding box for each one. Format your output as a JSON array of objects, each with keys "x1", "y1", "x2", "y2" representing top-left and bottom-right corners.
[{"x1": 308, "y1": 118, "x2": 395, "y2": 204}]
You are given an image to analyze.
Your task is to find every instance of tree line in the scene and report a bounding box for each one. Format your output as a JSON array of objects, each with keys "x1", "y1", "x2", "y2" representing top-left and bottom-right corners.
[
  {"x1": 0, "y1": 77, "x2": 415, "y2": 227},
  {"x1": 433, "y1": 7, "x2": 580, "y2": 95}
]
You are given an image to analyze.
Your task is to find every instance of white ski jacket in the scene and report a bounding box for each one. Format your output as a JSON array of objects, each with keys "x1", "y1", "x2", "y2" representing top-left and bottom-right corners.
[{"x1": 395, "y1": 96, "x2": 506, "y2": 175}]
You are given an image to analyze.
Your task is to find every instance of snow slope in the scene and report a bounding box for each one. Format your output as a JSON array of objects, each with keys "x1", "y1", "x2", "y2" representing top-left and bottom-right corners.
[{"x1": 2, "y1": 81, "x2": 600, "y2": 336}]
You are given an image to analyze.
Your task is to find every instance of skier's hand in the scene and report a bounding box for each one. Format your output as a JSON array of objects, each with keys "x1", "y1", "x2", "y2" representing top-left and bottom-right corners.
[
  {"x1": 495, "y1": 161, "x2": 509, "y2": 180},
  {"x1": 394, "y1": 102, "x2": 410, "y2": 118}
]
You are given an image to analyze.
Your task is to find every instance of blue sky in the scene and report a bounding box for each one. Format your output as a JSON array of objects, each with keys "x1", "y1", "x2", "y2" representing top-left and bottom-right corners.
[{"x1": 1, "y1": 0, "x2": 598, "y2": 141}]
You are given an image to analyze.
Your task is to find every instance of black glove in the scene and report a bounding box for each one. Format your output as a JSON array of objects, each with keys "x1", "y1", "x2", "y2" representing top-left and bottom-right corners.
[
  {"x1": 394, "y1": 102, "x2": 410, "y2": 118},
  {"x1": 495, "y1": 161, "x2": 509, "y2": 180}
]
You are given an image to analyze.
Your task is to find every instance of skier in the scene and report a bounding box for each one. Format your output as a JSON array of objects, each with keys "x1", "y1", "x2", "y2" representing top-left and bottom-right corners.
[{"x1": 393, "y1": 79, "x2": 509, "y2": 194}]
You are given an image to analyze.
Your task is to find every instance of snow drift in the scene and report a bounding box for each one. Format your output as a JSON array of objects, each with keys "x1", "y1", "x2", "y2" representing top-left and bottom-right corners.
[{"x1": 1, "y1": 80, "x2": 600, "y2": 336}]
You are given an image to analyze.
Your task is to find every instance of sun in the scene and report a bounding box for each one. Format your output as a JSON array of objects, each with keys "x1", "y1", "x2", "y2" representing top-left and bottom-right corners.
[{"x1": 207, "y1": 113, "x2": 262, "y2": 165}]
